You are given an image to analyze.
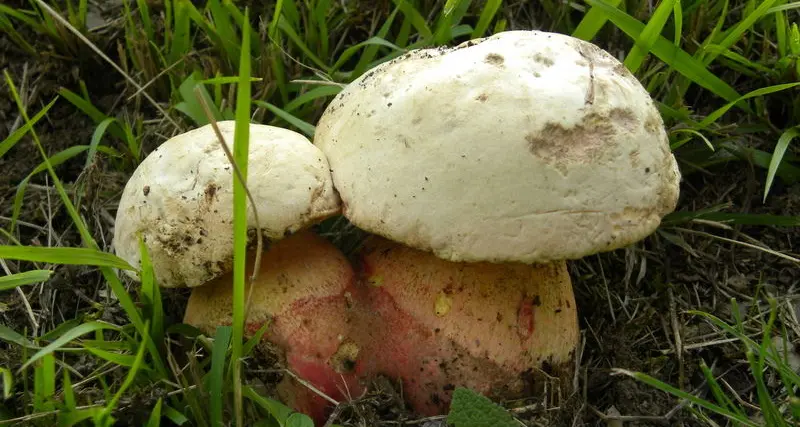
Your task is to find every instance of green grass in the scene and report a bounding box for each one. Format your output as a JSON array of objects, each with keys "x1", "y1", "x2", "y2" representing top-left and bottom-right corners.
[
  {"x1": 616, "y1": 297, "x2": 800, "y2": 426},
  {"x1": 1, "y1": 0, "x2": 799, "y2": 426}
]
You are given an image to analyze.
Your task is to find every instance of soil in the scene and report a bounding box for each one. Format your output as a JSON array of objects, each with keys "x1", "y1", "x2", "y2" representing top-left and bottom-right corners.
[{"x1": 1, "y1": 3, "x2": 799, "y2": 427}]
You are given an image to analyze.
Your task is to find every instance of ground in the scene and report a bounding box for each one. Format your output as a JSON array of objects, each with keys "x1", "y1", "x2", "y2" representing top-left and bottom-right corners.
[{"x1": 1, "y1": 1, "x2": 799, "y2": 426}]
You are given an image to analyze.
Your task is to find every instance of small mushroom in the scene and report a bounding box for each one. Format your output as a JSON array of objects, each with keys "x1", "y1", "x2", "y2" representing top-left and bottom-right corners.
[
  {"x1": 113, "y1": 121, "x2": 355, "y2": 421},
  {"x1": 314, "y1": 30, "x2": 680, "y2": 414},
  {"x1": 114, "y1": 120, "x2": 341, "y2": 288}
]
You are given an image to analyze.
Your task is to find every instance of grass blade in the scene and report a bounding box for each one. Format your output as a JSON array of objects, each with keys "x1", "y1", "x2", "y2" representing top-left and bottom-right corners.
[
  {"x1": 613, "y1": 369, "x2": 759, "y2": 426},
  {"x1": 146, "y1": 398, "x2": 163, "y2": 427},
  {"x1": 0, "y1": 97, "x2": 57, "y2": 159},
  {"x1": 283, "y1": 86, "x2": 342, "y2": 112},
  {"x1": 764, "y1": 127, "x2": 799, "y2": 201},
  {"x1": 96, "y1": 321, "x2": 150, "y2": 426},
  {"x1": 573, "y1": 0, "x2": 622, "y2": 40},
  {"x1": 624, "y1": 0, "x2": 675, "y2": 73},
  {"x1": 697, "y1": 82, "x2": 800, "y2": 129},
  {"x1": 0, "y1": 270, "x2": 52, "y2": 291},
  {"x1": 585, "y1": 0, "x2": 743, "y2": 105},
  {"x1": 21, "y1": 321, "x2": 120, "y2": 371},
  {"x1": 471, "y1": 0, "x2": 502, "y2": 39},
  {"x1": 139, "y1": 235, "x2": 164, "y2": 345},
  {"x1": 0, "y1": 324, "x2": 35, "y2": 348},
  {"x1": 83, "y1": 345, "x2": 137, "y2": 367},
  {"x1": 85, "y1": 117, "x2": 117, "y2": 169},
  {"x1": 0, "y1": 367, "x2": 12, "y2": 399},
  {"x1": 254, "y1": 101, "x2": 316, "y2": 137},
  {"x1": 0, "y1": 246, "x2": 135, "y2": 270},
  {"x1": 210, "y1": 326, "x2": 232, "y2": 427},
  {"x1": 391, "y1": 0, "x2": 433, "y2": 41},
  {"x1": 231, "y1": 8, "x2": 253, "y2": 427},
  {"x1": 705, "y1": 0, "x2": 779, "y2": 66}
]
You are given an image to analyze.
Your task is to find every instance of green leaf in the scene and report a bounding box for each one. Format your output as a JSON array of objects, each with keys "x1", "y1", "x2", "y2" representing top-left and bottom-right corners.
[
  {"x1": 624, "y1": 0, "x2": 675, "y2": 73},
  {"x1": 446, "y1": 388, "x2": 518, "y2": 427},
  {"x1": 573, "y1": 0, "x2": 622, "y2": 40},
  {"x1": 163, "y1": 404, "x2": 189, "y2": 425},
  {"x1": 255, "y1": 101, "x2": 316, "y2": 137},
  {"x1": 697, "y1": 82, "x2": 800, "y2": 129},
  {"x1": 10, "y1": 145, "x2": 90, "y2": 233},
  {"x1": 243, "y1": 321, "x2": 270, "y2": 356},
  {"x1": 146, "y1": 398, "x2": 163, "y2": 427},
  {"x1": 85, "y1": 118, "x2": 117, "y2": 169},
  {"x1": 138, "y1": 235, "x2": 164, "y2": 346},
  {"x1": 0, "y1": 97, "x2": 57, "y2": 159},
  {"x1": 57, "y1": 88, "x2": 126, "y2": 140},
  {"x1": 285, "y1": 413, "x2": 314, "y2": 427},
  {"x1": 0, "y1": 246, "x2": 135, "y2": 271},
  {"x1": 0, "y1": 324, "x2": 35, "y2": 348},
  {"x1": 764, "y1": 127, "x2": 800, "y2": 202},
  {"x1": 244, "y1": 385, "x2": 295, "y2": 423},
  {"x1": 96, "y1": 320, "x2": 150, "y2": 426},
  {"x1": 0, "y1": 270, "x2": 52, "y2": 291},
  {"x1": 210, "y1": 326, "x2": 232, "y2": 427},
  {"x1": 83, "y1": 345, "x2": 137, "y2": 367},
  {"x1": 22, "y1": 321, "x2": 120, "y2": 371},
  {"x1": 0, "y1": 368, "x2": 12, "y2": 399},
  {"x1": 283, "y1": 86, "x2": 342, "y2": 112},
  {"x1": 390, "y1": 0, "x2": 433, "y2": 41},
  {"x1": 471, "y1": 0, "x2": 502, "y2": 39}
]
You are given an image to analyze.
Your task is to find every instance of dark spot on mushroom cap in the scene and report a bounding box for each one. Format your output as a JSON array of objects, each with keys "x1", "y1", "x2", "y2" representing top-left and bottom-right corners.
[
  {"x1": 534, "y1": 53, "x2": 554, "y2": 66},
  {"x1": 526, "y1": 108, "x2": 637, "y2": 174},
  {"x1": 476, "y1": 93, "x2": 489, "y2": 102},
  {"x1": 204, "y1": 183, "x2": 219, "y2": 204},
  {"x1": 485, "y1": 53, "x2": 504, "y2": 66},
  {"x1": 142, "y1": 186, "x2": 150, "y2": 196}
]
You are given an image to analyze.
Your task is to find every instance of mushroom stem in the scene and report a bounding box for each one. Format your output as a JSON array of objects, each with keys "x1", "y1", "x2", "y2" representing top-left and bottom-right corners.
[
  {"x1": 349, "y1": 236, "x2": 580, "y2": 415},
  {"x1": 183, "y1": 231, "x2": 365, "y2": 422}
]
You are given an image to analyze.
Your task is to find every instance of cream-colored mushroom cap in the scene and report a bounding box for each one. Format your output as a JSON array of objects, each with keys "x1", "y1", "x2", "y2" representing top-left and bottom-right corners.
[
  {"x1": 114, "y1": 121, "x2": 341, "y2": 288},
  {"x1": 314, "y1": 30, "x2": 680, "y2": 264}
]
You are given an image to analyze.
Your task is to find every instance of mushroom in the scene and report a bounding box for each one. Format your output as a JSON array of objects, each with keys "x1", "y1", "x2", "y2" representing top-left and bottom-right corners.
[
  {"x1": 183, "y1": 230, "x2": 364, "y2": 423},
  {"x1": 313, "y1": 30, "x2": 681, "y2": 414},
  {"x1": 113, "y1": 121, "x2": 358, "y2": 421},
  {"x1": 114, "y1": 120, "x2": 340, "y2": 288}
]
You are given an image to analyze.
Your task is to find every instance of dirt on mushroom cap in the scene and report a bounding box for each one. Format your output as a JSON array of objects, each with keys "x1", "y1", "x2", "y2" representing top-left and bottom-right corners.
[
  {"x1": 113, "y1": 121, "x2": 341, "y2": 288},
  {"x1": 314, "y1": 30, "x2": 681, "y2": 264}
]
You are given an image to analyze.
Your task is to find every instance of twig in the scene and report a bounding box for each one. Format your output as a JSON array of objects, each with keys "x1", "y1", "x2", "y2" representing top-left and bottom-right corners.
[
  {"x1": 283, "y1": 368, "x2": 339, "y2": 406},
  {"x1": 668, "y1": 286, "x2": 685, "y2": 390},
  {"x1": 126, "y1": 56, "x2": 188, "y2": 101},
  {"x1": 291, "y1": 79, "x2": 347, "y2": 88},
  {"x1": 676, "y1": 227, "x2": 800, "y2": 264}
]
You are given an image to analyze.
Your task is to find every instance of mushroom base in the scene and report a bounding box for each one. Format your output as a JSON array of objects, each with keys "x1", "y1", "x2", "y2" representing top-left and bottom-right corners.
[
  {"x1": 349, "y1": 236, "x2": 580, "y2": 415},
  {"x1": 183, "y1": 231, "x2": 364, "y2": 423},
  {"x1": 183, "y1": 231, "x2": 580, "y2": 421}
]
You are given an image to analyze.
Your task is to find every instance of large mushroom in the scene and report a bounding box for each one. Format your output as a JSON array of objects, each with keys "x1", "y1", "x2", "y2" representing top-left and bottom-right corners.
[
  {"x1": 113, "y1": 121, "x2": 360, "y2": 421},
  {"x1": 314, "y1": 30, "x2": 681, "y2": 414}
]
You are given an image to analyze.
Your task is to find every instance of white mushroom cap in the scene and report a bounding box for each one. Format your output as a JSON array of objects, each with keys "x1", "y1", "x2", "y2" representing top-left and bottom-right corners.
[
  {"x1": 114, "y1": 121, "x2": 341, "y2": 288},
  {"x1": 314, "y1": 30, "x2": 680, "y2": 264}
]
